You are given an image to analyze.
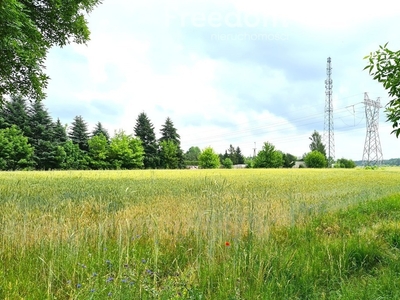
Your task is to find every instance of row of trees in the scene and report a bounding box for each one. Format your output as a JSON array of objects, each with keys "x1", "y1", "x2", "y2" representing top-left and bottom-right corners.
[
  {"x1": 192, "y1": 130, "x2": 356, "y2": 169},
  {"x1": 0, "y1": 95, "x2": 357, "y2": 170},
  {"x1": 0, "y1": 96, "x2": 186, "y2": 170}
]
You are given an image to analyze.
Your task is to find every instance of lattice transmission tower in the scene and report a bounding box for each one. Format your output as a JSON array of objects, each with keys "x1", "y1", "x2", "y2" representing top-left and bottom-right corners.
[
  {"x1": 323, "y1": 57, "x2": 335, "y2": 166},
  {"x1": 362, "y1": 92, "x2": 383, "y2": 166}
]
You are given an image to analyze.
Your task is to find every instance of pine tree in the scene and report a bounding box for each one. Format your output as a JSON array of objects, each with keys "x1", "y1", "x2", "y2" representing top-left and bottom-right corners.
[
  {"x1": 159, "y1": 117, "x2": 184, "y2": 168},
  {"x1": 159, "y1": 117, "x2": 180, "y2": 144},
  {"x1": 236, "y1": 146, "x2": 245, "y2": 164},
  {"x1": 1, "y1": 95, "x2": 30, "y2": 135},
  {"x1": 134, "y1": 112, "x2": 159, "y2": 168},
  {"x1": 69, "y1": 115, "x2": 90, "y2": 152},
  {"x1": 28, "y1": 100, "x2": 64, "y2": 170},
  {"x1": 91, "y1": 121, "x2": 110, "y2": 142},
  {"x1": 53, "y1": 118, "x2": 68, "y2": 144}
]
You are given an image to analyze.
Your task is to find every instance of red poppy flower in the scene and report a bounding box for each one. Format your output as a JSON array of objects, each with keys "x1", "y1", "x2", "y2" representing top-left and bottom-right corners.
[{"x1": 225, "y1": 241, "x2": 231, "y2": 247}]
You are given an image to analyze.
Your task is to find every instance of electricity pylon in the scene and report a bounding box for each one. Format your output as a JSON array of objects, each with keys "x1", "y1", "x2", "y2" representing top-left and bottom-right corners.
[{"x1": 362, "y1": 92, "x2": 383, "y2": 166}]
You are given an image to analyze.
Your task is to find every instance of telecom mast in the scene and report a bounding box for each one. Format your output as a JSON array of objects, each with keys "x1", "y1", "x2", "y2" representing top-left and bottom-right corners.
[
  {"x1": 323, "y1": 57, "x2": 335, "y2": 166},
  {"x1": 362, "y1": 92, "x2": 383, "y2": 166}
]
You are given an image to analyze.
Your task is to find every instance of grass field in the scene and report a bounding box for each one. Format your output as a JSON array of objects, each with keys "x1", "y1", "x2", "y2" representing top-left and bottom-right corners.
[{"x1": 1, "y1": 168, "x2": 400, "y2": 299}]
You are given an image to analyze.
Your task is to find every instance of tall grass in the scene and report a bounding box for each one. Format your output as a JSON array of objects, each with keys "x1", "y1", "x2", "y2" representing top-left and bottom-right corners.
[{"x1": 1, "y1": 168, "x2": 400, "y2": 299}]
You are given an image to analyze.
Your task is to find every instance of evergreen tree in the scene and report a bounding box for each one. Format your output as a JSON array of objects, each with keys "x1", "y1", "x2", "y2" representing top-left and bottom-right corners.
[
  {"x1": 53, "y1": 118, "x2": 68, "y2": 144},
  {"x1": 235, "y1": 146, "x2": 245, "y2": 164},
  {"x1": 159, "y1": 117, "x2": 180, "y2": 144},
  {"x1": 159, "y1": 117, "x2": 185, "y2": 168},
  {"x1": 27, "y1": 100, "x2": 65, "y2": 169},
  {"x1": 69, "y1": 115, "x2": 90, "y2": 152},
  {"x1": 227, "y1": 144, "x2": 237, "y2": 164},
  {"x1": 134, "y1": 112, "x2": 159, "y2": 168},
  {"x1": 1, "y1": 95, "x2": 30, "y2": 135},
  {"x1": 91, "y1": 121, "x2": 110, "y2": 142}
]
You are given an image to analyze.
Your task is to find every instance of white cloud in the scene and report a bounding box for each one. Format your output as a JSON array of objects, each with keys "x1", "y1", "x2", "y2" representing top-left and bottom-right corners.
[{"x1": 44, "y1": 0, "x2": 400, "y2": 160}]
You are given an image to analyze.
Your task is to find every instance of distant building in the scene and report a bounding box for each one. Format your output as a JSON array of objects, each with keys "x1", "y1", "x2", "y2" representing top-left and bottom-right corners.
[
  {"x1": 233, "y1": 164, "x2": 247, "y2": 169},
  {"x1": 293, "y1": 161, "x2": 306, "y2": 168}
]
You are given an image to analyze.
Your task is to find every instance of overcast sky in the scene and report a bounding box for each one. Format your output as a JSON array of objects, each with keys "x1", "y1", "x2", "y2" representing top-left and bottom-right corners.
[{"x1": 44, "y1": 0, "x2": 400, "y2": 160}]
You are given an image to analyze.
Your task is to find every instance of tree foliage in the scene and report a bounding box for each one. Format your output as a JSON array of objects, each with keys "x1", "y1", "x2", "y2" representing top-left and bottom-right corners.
[
  {"x1": 159, "y1": 140, "x2": 179, "y2": 169},
  {"x1": 0, "y1": 125, "x2": 34, "y2": 170},
  {"x1": 68, "y1": 115, "x2": 89, "y2": 152},
  {"x1": 184, "y1": 146, "x2": 201, "y2": 162},
  {"x1": 254, "y1": 142, "x2": 283, "y2": 168},
  {"x1": 335, "y1": 158, "x2": 356, "y2": 169},
  {"x1": 88, "y1": 133, "x2": 110, "y2": 169},
  {"x1": 364, "y1": 43, "x2": 400, "y2": 137},
  {"x1": 222, "y1": 157, "x2": 233, "y2": 169},
  {"x1": 134, "y1": 112, "x2": 158, "y2": 168},
  {"x1": 304, "y1": 150, "x2": 327, "y2": 168},
  {"x1": 282, "y1": 152, "x2": 297, "y2": 168},
  {"x1": 159, "y1": 117, "x2": 184, "y2": 168},
  {"x1": 309, "y1": 130, "x2": 326, "y2": 158},
  {"x1": 0, "y1": 95, "x2": 30, "y2": 134},
  {"x1": 0, "y1": 0, "x2": 102, "y2": 103},
  {"x1": 199, "y1": 147, "x2": 220, "y2": 169},
  {"x1": 92, "y1": 121, "x2": 110, "y2": 142},
  {"x1": 109, "y1": 130, "x2": 144, "y2": 169}
]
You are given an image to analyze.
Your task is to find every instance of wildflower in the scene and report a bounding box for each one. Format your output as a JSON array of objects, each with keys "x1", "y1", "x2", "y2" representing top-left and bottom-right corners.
[
  {"x1": 225, "y1": 241, "x2": 231, "y2": 247},
  {"x1": 76, "y1": 283, "x2": 82, "y2": 288},
  {"x1": 121, "y1": 278, "x2": 128, "y2": 283},
  {"x1": 92, "y1": 272, "x2": 98, "y2": 277},
  {"x1": 90, "y1": 289, "x2": 96, "y2": 293},
  {"x1": 141, "y1": 259, "x2": 146, "y2": 264},
  {"x1": 107, "y1": 277, "x2": 114, "y2": 283},
  {"x1": 108, "y1": 292, "x2": 113, "y2": 297},
  {"x1": 146, "y1": 269, "x2": 153, "y2": 275}
]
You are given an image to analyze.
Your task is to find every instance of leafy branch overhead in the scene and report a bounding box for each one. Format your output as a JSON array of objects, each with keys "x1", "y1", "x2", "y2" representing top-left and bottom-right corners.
[
  {"x1": 364, "y1": 42, "x2": 400, "y2": 137},
  {"x1": 0, "y1": 0, "x2": 103, "y2": 103}
]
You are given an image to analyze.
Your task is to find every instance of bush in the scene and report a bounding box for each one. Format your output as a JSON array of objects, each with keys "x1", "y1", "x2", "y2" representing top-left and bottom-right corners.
[
  {"x1": 222, "y1": 158, "x2": 233, "y2": 169},
  {"x1": 304, "y1": 151, "x2": 327, "y2": 168},
  {"x1": 336, "y1": 158, "x2": 356, "y2": 168},
  {"x1": 198, "y1": 147, "x2": 220, "y2": 169}
]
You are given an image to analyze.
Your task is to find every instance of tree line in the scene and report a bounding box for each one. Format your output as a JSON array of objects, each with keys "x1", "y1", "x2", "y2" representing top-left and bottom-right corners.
[
  {"x1": 0, "y1": 95, "x2": 187, "y2": 170},
  {"x1": 0, "y1": 95, "x2": 359, "y2": 170}
]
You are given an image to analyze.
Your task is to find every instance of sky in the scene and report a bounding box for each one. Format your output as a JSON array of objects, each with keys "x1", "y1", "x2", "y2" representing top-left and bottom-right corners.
[{"x1": 44, "y1": 0, "x2": 400, "y2": 160}]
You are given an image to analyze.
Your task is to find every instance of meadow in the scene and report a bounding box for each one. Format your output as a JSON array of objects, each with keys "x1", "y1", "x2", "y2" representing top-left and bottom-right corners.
[{"x1": 1, "y1": 168, "x2": 400, "y2": 299}]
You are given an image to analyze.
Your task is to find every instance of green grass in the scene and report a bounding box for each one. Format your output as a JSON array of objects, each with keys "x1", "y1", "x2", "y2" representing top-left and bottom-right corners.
[{"x1": 0, "y1": 168, "x2": 400, "y2": 299}]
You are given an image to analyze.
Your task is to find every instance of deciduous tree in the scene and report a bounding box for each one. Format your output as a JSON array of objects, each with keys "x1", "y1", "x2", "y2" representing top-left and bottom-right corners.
[
  {"x1": 304, "y1": 150, "x2": 327, "y2": 168},
  {"x1": 0, "y1": 125, "x2": 34, "y2": 170},
  {"x1": 364, "y1": 43, "x2": 400, "y2": 137},
  {"x1": 109, "y1": 130, "x2": 144, "y2": 169},
  {"x1": 0, "y1": 0, "x2": 102, "y2": 103},
  {"x1": 254, "y1": 142, "x2": 283, "y2": 168},
  {"x1": 309, "y1": 130, "x2": 326, "y2": 158},
  {"x1": 159, "y1": 140, "x2": 179, "y2": 169},
  {"x1": 198, "y1": 147, "x2": 220, "y2": 169}
]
